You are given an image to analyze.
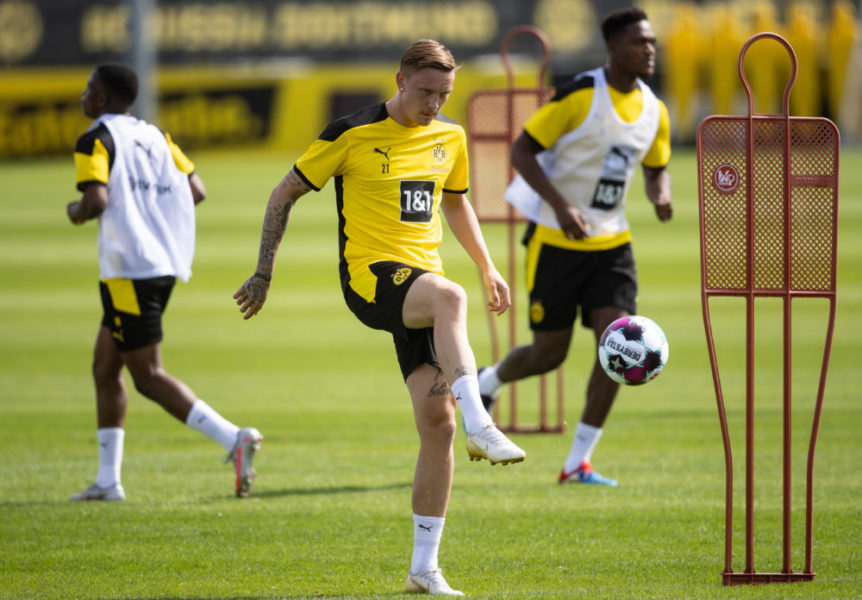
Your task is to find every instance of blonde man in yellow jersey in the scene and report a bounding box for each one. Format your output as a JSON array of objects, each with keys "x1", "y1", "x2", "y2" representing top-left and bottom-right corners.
[
  {"x1": 234, "y1": 40, "x2": 525, "y2": 596},
  {"x1": 479, "y1": 8, "x2": 673, "y2": 487},
  {"x1": 67, "y1": 64, "x2": 263, "y2": 502}
]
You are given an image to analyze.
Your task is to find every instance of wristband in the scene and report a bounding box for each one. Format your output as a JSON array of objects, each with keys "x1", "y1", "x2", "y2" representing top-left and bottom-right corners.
[{"x1": 251, "y1": 272, "x2": 271, "y2": 282}]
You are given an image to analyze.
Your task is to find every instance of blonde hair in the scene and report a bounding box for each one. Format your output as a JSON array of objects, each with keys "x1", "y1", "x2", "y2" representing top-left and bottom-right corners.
[{"x1": 400, "y1": 39, "x2": 457, "y2": 73}]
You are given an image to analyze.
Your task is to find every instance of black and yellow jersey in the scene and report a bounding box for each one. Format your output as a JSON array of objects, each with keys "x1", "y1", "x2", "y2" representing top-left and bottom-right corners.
[
  {"x1": 295, "y1": 103, "x2": 469, "y2": 302},
  {"x1": 74, "y1": 121, "x2": 195, "y2": 191}
]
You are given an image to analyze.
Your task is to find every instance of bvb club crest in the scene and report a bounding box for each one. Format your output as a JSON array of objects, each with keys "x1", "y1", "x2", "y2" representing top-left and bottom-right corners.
[
  {"x1": 392, "y1": 267, "x2": 412, "y2": 285},
  {"x1": 530, "y1": 300, "x2": 545, "y2": 324},
  {"x1": 432, "y1": 143, "x2": 446, "y2": 163}
]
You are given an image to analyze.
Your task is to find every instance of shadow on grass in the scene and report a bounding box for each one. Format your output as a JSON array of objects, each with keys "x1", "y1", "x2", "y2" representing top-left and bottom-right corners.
[
  {"x1": 254, "y1": 481, "x2": 412, "y2": 498},
  {"x1": 214, "y1": 480, "x2": 413, "y2": 500},
  {"x1": 120, "y1": 595, "x2": 405, "y2": 599},
  {"x1": 0, "y1": 482, "x2": 413, "y2": 506}
]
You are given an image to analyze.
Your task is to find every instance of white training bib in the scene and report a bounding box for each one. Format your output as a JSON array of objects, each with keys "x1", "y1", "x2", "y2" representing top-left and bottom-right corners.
[
  {"x1": 95, "y1": 114, "x2": 195, "y2": 281},
  {"x1": 506, "y1": 68, "x2": 660, "y2": 238}
]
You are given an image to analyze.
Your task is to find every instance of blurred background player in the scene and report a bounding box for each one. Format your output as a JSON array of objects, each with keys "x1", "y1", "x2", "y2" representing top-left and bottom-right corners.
[
  {"x1": 663, "y1": 1, "x2": 702, "y2": 144},
  {"x1": 478, "y1": 8, "x2": 672, "y2": 487},
  {"x1": 828, "y1": 0, "x2": 858, "y2": 126},
  {"x1": 67, "y1": 64, "x2": 262, "y2": 501},
  {"x1": 707, "y1": 3, "x2": 747, "y2": 116},
  {"x1": 233, "y1": 39, "x2": 524, "y2": 595},
  {"x1": 785, "y1": 1, "x2": 821, "y2": 117},
  {"x1": 745, "y1": 1, "x2": 786, "y2": 115}
]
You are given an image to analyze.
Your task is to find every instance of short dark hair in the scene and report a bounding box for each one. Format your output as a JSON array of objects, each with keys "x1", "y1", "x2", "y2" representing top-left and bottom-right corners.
[
  {"x1": 95, "y1": 63, "x2": 138, "y2": 107},
  {"x1": 601, "y1": 7, "x2": 648, "y2": 42}
]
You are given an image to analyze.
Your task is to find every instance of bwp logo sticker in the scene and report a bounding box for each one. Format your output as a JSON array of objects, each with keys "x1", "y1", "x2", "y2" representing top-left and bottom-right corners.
[{"x1": 712, "y1": 164, "x2": 740, "y2": 195}]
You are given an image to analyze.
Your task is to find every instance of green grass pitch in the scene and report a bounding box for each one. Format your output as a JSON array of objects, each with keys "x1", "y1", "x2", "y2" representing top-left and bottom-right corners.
[{"x1": 0, "y1": 147, "x2": 860, "y2": 599}]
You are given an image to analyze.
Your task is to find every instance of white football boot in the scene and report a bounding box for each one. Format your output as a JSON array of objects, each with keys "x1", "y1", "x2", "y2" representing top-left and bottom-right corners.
[
  {"x1": 69, "y1": 482, "x2": 126, "y2": 501},
  {"x1": 405, "y1": 569, "x2": 465, "y2": 596},
  {"x1": 225, "y1": 427, "x2": 263, "y2": 497},
  {"x1": 466, "y1": 423, "x2": 526, "y2": 465}
]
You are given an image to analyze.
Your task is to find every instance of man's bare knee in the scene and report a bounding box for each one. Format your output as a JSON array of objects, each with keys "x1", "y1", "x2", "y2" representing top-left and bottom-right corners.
[
  {"x1": 529, "y1": 330, "x2": 572, "y2": 374},
  {"x1": 535, "y1": 348, "x2": 568, "y2": 373},
  {"x1": 436, "y1": 282, "x2": 467, "y2": 316},
  {"x1": 418, "y1": 415, "x2": 457, "y2": 448},
  {"x1": 92, "y1": 359, "x2": 122, "y2": 389},
  {"x1": 127, "y1": 364, "x2": 164, "y2": 399}
]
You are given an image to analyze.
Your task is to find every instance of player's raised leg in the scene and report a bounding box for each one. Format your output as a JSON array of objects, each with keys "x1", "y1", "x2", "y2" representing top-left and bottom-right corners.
[{"x1": 403, "y1": 273, "x2": 525, "y2": 466}]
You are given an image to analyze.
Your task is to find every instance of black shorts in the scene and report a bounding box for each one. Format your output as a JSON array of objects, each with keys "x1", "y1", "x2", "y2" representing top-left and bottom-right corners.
[
  {"x1": 525, "y1": 232, "x2": 637, "y2": 331},
  {"x1": 99, "y1": 276, "x2": 176, "y2": 352},
  {"x1": 343, "y1": 261, "x2": 439, "y2": 380}
]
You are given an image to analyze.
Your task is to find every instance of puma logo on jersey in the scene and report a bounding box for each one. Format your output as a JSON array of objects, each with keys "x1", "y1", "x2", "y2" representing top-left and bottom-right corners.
[
  {"x1": 134, "y1": 140, "x2": 154, "y2": 160},
  {"x1": 373, "y1": 146, "x2": 392, "y2": 161}
]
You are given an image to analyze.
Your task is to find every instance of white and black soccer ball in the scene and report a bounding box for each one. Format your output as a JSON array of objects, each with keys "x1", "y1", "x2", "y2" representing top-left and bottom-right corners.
[{"x1": 598, "y1": 315, "x2": 669, "y2": 385}]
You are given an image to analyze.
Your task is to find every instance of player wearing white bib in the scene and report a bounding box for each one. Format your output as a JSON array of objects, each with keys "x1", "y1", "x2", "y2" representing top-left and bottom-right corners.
[
  {"x1": 67, "y1": 64, "x2": 262, "y2": 501},
  {"x1": 479, "y1": 8, "x2": 673, "y2": 486}
]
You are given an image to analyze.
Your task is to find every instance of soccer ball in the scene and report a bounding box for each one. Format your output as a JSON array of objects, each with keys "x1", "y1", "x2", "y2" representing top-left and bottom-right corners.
[{"x1": 597, "y1": 315, "x2": 669, "y2": 385}]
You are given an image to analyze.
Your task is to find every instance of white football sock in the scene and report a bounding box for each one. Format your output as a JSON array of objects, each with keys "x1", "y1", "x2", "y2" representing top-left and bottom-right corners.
[
  {"x1": 95, "y1": 427, "x2": 124, "y2": 488},
  {"x1": 411, "y1": 514, "x2": 445, "y2": 574},
  {"x1": 186, "y1": 399, "x2": 240, "y2": 452},
  {"x1": 478, "y1": 364, "x2": 502, "y2": 398},
  {"x1": 451, "y1": 375, "x2": 494, "y2": 434},
  {"x1": 563, "y1": 422, "x2": 603, "y2": 473}
]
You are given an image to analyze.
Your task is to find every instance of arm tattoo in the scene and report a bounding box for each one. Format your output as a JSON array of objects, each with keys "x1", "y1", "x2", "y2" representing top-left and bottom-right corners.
[
  {"x1": 255, "y1": 169, "x2": 309, "y2": 275},
  {"x1": 257, "y1": 200, "x2": 293, "y2": 272},
  {"x1": 286, "y1": 169, "x2": 311, "y2": 193}
]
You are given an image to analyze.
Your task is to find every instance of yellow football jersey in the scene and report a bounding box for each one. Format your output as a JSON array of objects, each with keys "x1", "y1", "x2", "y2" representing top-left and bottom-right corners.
[{"x1": 295, "y1": 103, "x2": 469, "y2": 302}]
